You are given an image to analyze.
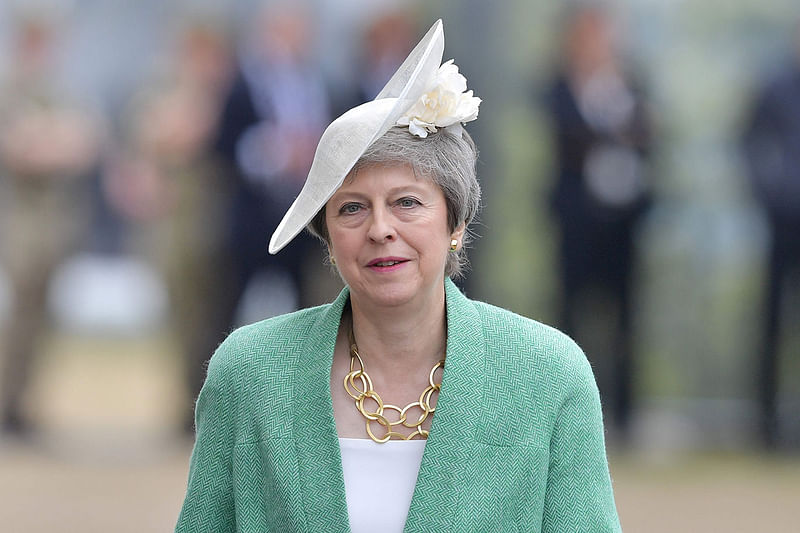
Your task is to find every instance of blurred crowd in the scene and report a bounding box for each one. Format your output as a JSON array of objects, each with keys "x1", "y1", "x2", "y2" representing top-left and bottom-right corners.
[
  {"x1": 0, "y1": 0, "x2": 798, "y2": 450},
  {"x1": 0, "y1": 1, "x2": 427, "y2": 438}
]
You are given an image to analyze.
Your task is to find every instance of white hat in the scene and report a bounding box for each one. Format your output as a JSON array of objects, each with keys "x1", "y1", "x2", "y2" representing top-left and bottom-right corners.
[{"x1": 269, "y1": 19, "x2": 480, "y2": 254}]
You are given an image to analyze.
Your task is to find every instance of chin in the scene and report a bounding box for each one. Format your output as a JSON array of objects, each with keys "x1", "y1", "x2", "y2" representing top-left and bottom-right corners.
[
  {"x1": 351, "y1": 275, "x2": 444, "y2": 310},
  {"x1": 363, "y1": 284, "x2": 418, "y2": 308}
]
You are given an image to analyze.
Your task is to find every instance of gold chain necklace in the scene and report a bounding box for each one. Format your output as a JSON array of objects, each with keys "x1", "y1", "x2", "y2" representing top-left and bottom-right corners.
[{"x1": 343, "y1": 324, "x2": 444, "y2": 443}]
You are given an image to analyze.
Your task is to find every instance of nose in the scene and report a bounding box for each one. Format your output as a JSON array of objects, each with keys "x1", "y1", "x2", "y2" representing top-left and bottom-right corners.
[{"x1": 366, "y1": 205, "x2": 396, "y2": 243}]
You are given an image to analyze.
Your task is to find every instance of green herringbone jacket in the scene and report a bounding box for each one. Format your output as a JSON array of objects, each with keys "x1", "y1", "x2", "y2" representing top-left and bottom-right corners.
[{"x1": 176, "y1": 278, "x2": 621, "y2": 532}]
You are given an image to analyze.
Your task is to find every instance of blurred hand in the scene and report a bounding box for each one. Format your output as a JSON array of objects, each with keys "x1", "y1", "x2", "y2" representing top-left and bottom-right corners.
[
  {"x1": 104, "y1": 153, "x2": 174, "y2": 221},
  {"x1": 0, "y1": 106, "x2": 100, "y2": 177}
]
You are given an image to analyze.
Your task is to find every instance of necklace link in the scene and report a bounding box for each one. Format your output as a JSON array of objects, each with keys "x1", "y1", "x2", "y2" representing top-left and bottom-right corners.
[{"x1": 344, "y1": 325, "x2": 444, "y2": 443}]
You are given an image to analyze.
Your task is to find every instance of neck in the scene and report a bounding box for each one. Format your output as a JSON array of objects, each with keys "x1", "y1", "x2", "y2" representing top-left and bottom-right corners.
[{"x1": 348, "y1": 281, "x2": 448, "y2": 375}]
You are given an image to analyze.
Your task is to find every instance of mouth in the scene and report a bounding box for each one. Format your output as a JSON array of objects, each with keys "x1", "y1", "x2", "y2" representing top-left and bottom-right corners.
[{"x1": 367, "y1": 257, "x2": 409, "y2": 269}]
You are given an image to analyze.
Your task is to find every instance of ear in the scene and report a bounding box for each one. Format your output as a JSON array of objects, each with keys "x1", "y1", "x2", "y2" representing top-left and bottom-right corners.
[{"x1": 451, "y1": 222, "x2": 466, "y2": 251}]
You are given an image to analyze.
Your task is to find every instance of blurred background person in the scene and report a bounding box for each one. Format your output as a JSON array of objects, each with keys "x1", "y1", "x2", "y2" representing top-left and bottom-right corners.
[
  {"x1": 0, "y1": 12, "x2": 102, "y2": 436},
  {"x1": 103, "y1": 17, "x2": 236, "y2": 433},
  {"x1": 213, "y1": 0, "x2": 332, "y2": 334},
  {"x1": 741, "y1": 21, "x2": 800, "y2": 449},
  {"x1": 353, "y1": 9, "x2": 417, "y2": 103},
  {"x1": 542, "y1": 2, "x2": 653, "y2": 439}
]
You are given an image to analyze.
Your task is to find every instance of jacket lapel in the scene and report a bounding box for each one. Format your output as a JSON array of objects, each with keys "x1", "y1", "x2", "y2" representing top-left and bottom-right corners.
[
  {"x1": 290, "y1": 279, "x2": 486, "y2": 532},
  {"x1": 404, "y1": 278, "x2": 487, "y2": 531},
  {"x1": 292, "y1": 287, "x2": 351, "y2": 532}
]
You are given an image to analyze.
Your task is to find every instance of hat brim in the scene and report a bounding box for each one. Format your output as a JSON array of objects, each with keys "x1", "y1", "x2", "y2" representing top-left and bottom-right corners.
[{"x1": 268, "y1": 19, "x2": 444, "y2": 254}]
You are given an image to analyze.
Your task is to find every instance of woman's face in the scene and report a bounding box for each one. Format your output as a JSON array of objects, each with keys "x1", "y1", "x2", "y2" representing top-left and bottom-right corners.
[{"x1": 325, "y1": 163, "x2": 462, "y2": 310}]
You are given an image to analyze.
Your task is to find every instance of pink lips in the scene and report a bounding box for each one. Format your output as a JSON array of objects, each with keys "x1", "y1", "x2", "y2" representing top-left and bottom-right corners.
[{"x1": 366, "y1": 256, "x2": 409, "y2": 272}]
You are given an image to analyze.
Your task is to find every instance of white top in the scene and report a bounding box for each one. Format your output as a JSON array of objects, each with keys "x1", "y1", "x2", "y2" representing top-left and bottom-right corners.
[{"x1": 339, "y1": 437, "x2": 427, "y2": 533}]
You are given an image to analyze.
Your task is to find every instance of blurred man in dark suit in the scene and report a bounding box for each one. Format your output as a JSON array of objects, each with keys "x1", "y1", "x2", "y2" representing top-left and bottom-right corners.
[
  {"x1": 543, "y1": 3, "x2": 653, "y2": 438},
  {"x1": 742, "y1": 24, "x2": 800, "y2": 448}
]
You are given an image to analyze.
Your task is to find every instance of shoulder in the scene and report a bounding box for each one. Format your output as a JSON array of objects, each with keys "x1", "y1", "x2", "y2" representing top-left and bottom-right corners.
[
  {"x1": 207, "y1": 303, "x2": 331, "y2": 380},
  {"x1": 754, "y1": 63, "x2": 800, "y2": 106},
  {"x1": 448, "y1": 281, "x2": 587, "y2": 378},
  {"x1": 452, "y1": 296, "x2": 598, "y2": 446},
  {"x1": 468, "y1": 298, "x2": 594, "y2": 395},
  {"x1": 475, "y1": 299, "x2": 585, "y2": 361}
]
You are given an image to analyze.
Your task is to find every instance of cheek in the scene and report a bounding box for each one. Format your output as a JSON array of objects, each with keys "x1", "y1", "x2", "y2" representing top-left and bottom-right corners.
[
  {"x1": 324, "y1": 210, "x2": 340, "y2": 251},
  {"x1": 326, "y1": 226, "x2": 355, "y2": 259}
]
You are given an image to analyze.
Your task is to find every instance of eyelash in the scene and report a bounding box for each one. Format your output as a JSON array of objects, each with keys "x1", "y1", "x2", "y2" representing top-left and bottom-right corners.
[
  {"x1": 397, "y1": 197, "x2": 421, "y2": 208},
  {"x1": 339, "y1": 203, "x2": 362, "y2": 215},
  {"x1": 338, "y1": 197, "x2": 421, "y2": 215}
]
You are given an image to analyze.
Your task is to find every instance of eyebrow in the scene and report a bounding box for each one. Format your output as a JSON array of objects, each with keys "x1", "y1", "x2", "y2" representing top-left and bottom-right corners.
[{"x1": 332, "y1": 184, "x2": 432, "y2": 202}]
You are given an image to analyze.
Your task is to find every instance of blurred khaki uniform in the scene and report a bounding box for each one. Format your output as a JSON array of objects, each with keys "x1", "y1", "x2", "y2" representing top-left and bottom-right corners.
[
  {"x1": 0, "y1": 77, "x2": 99, "y2": 431},
  {"x1": 105, "y1": 25, "x2": 236, "y2": 430},
  {"x1": 108, "y1": 144, "x2": 233, "y2": 422}
]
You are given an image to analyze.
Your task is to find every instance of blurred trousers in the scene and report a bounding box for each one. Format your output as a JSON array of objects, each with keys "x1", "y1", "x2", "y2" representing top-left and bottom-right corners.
[{"x1": 0, "y1": 178, "x2": 88, "y2": 428}]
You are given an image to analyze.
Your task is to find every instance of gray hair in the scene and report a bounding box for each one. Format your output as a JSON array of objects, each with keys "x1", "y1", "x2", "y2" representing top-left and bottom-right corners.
[{"x1": 308, "y1": 126, "x2": 480, "y2": 279}]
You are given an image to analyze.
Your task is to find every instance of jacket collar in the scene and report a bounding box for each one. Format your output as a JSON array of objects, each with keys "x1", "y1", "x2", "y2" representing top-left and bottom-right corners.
[{"x1": 292, "y1": 278, "x2": 486, "y2": 531}]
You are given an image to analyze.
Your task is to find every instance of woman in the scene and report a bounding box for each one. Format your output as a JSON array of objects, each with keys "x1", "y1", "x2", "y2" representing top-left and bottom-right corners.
[{"x1": 176, "y1": 20, "x2": 621, "y2": 532}]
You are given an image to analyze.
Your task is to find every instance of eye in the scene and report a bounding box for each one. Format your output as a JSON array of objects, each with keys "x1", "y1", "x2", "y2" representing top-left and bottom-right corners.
[
  {"x1": 397, "y1": 197, "x2": 420, "y2": 208},
  {"x1": 339, "y1": 202, "x2": 362, "y2": 215}
]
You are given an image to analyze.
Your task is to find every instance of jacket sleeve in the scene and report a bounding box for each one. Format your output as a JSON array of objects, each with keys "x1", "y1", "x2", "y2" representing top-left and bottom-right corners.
[
  {"x1": 175, "y1": 342, "x2": 238, "y2": 533},
  {"x1": 541, "y1": 354, "x2": 622, "y2": 532}
]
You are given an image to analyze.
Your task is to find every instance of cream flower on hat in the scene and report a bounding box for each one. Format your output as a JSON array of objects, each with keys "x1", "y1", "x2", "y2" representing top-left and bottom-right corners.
[{"x1": 396, "y1": 60, "x2": 482, "y2": 138}]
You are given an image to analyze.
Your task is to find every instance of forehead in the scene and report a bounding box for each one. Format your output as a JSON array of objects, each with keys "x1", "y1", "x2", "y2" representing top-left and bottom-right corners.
[{"x1": 336, "y1": 162, "x2": 437, "y2": 194}]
